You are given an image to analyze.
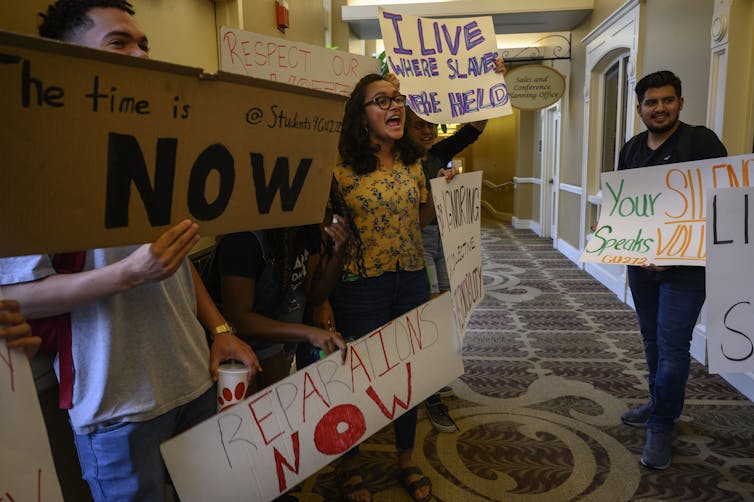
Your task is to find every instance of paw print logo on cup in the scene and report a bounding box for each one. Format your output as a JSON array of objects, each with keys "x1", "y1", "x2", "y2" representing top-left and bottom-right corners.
[{"x1": 217, "y1": 362, "x2": 249, "y2": 412}]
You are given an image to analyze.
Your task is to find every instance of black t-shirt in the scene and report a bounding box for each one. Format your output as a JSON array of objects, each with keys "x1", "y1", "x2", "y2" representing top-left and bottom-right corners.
[
  {"x1": 617, "y1": 122, "x2": 727, "y2": 170},
  {"x1": 217, "y1": 226, "x2": 320, "y2": 293},
  {"x1": 422, "y1": 124, "x2": 482, "y2": 225}
]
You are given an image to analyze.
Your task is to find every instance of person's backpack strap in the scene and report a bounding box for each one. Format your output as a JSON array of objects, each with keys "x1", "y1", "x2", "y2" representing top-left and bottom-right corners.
[{"x1": 27, "y1": 251, "x2": 86, "y2": 409}]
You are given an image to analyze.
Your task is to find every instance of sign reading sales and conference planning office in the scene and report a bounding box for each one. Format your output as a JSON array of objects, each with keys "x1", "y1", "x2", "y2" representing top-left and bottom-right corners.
[
  {"x1": 0, "y1": 30, "x2": 342, "y2": 258},
  {"x1": 378, "y1": 9, "x2": 512, "y2": 124},
  {"x1": 161, "y1": 294, "x2": 463, "y2": 502},
  {"x1": 580, "y1": 154, "x2": 754, "y2": 266}
]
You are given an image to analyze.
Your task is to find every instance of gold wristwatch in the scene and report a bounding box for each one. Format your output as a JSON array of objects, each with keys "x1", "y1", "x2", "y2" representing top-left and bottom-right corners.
[{"x1": 211, "y1": 322, "x2": 235, "y2": 341}]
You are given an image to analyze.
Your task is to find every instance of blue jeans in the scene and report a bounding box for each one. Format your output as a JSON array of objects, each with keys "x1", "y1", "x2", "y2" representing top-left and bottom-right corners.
[
  {"x1": 627, "y1": 266, "x2": 706, "y2": 429},
  {"x1": 74, "y1": 386, "x2": 215, "y2": 501},
  {"x1": 422, "y1": 225, "x2": 449, "y2": 294},
  {"x1": 333, "y1": 269, "x2": 430, "y2": 454}
]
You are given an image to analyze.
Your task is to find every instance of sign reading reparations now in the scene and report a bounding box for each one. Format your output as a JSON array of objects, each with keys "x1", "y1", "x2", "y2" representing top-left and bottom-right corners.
[{"x1": 162, "y1": 294, "x2": 463, "y2": 502}]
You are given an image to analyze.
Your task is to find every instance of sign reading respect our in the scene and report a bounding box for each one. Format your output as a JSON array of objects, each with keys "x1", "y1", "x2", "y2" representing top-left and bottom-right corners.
[
  {"x1": 0, "y1": 30, "x2": 343, "y2": 258},
  {"x1": 430, "y1": 172, "x2": 484, "y2": 340},
  {"x1": 580, "y1": 154, "x2": 754, "y2": 266},
  {"x1": 161, "y1": 294, "x2": 463, "y2": 502},
  {"x1": 706, "y1": 186, "x2": 754, "y2": 374},
  {"x1": 378, "y1": 9, "x2": 512, "y2": 124},
  {"x1": 219, "y1": 27, "x2": 380, "y2": 96}
]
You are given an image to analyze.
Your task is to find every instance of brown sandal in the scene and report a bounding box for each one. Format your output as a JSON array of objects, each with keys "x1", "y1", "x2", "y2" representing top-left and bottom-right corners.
[
  {"x1": 398, "y1": 466, "x2": 433, "y2": 502},
  {"x1": 339, "y1": 467, "x2": 371, "y2": 502}
]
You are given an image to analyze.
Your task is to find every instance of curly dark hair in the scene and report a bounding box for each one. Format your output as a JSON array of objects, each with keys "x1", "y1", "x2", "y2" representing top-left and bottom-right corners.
[
  {"x1": 338, "y1": 73, "x2": 423, "y2": 175},
  {"x1": 38, "y1": 0, "x2": 135, "y2": 41}
]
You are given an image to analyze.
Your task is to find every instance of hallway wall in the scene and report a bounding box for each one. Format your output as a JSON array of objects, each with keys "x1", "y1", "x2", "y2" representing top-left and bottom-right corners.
[
  {"x1": 556, "y1": 0, "x2": 626, "y2": 250},
  {"x1": 640, "y1": 0, "x2": 714, "y2": 127},
  {"x1": 472, "y1": 112, "x2": 519, "y2": 221}
]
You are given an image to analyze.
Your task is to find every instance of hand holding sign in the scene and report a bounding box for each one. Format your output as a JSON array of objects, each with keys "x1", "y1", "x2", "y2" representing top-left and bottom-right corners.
[
  {"x1": 0, "y1": 299, "x2": 39, "y2": 359},
  {"x1": 123, "y1": 219, "x2": 200, "y2": 287}
]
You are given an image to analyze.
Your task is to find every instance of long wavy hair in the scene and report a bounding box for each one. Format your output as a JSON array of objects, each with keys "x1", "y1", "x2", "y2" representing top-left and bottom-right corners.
[{"x1": 338, "y1": 74, "x2": 423, "y2": 175}]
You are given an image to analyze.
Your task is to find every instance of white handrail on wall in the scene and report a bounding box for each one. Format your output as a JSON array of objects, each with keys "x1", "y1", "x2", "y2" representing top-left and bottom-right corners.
[{"x1": 483, "y1": 179, "x2": 515, "y2": 192}]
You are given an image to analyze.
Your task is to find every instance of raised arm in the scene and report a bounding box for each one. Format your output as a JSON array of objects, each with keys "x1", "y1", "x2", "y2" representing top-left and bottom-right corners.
[{"x1": 4, "y1": 219, "x2": 200, "y2": 319}]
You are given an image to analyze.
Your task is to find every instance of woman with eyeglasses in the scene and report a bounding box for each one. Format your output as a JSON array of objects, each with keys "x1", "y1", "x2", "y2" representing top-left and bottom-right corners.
[{"x1": 329, "y1": 74, "x2": 453, "y2": 502}]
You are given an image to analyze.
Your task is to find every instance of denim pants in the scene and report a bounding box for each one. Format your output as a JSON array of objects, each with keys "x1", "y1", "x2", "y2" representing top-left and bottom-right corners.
[
  {"x1": 74, "y1": 386, "x2": 215, "y2": 501},
  {"x1": 627, "y1": 265, "x2": 706, "y2": 429},
  {"x1": 422, "y1": 225, "x2": 449, "y2": 294},
  {"x1": 333, "y1": 269, "x2": 430, "y2": 455}
]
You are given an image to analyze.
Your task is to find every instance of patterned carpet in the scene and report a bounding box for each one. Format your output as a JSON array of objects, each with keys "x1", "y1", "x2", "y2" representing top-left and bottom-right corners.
[{"x1": 291, "y1": 222, "x2": 754, "y2": 501}]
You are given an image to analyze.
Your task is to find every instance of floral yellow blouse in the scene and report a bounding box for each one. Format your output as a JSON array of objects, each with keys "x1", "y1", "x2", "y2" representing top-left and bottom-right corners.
[{"x1": 334, "y1": 156, "x2": 428, "y2": 278}]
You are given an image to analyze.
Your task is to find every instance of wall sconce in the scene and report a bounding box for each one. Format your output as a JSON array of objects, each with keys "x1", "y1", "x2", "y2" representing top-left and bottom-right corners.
[{"x1": 276, "y1": 0, "x2": 289, "y2": 33}]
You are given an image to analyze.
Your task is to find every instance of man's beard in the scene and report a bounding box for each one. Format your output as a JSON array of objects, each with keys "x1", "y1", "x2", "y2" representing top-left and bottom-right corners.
[{"x1": 644, "y1": 113, "x2": 678, "y2": 134}]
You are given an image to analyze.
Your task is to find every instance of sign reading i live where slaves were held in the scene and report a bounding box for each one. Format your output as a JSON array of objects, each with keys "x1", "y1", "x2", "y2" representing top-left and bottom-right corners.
[
  {"x1": 430, "y1": 172, "x2": 484, "y2": 342},
  {"x1": 161, "y1": 294, "x2": 463, "y2": 502},
  {"x1": 0, "y1": 30, "x2": 343, "y2": 258},
  {"x1": 1, "y1": 287, "x2": 64, "y2": 502},
  {"x1": 219, "y1": 26, "x2": 380, "y2": 96},
  {"x1": 706, "y1": 186, "x2": 754, "y2": 374},
  {"x1": 378, "y1": 9, "x2": 512, "y2": 124},
  {"x1": 580, "y1": 154, "x2": 754, "y2": 266}
]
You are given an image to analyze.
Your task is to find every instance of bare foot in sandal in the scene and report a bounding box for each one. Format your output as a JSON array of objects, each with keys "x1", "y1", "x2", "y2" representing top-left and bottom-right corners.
[
  {"x1": 339, "y1": 459, "x2": 371, "y2": 502},
  {"x1": 398, "y1": 454, "x2": 432, "y2": 502}
]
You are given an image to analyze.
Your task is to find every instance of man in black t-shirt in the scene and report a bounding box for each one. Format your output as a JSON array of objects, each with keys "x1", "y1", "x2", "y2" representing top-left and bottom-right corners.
[{"x1": 617, "y1": 71, "x2": 727, "y2": 470}]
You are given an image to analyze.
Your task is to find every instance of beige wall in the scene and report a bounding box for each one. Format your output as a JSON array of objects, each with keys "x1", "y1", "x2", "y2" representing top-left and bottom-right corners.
[
  {"x1": 721, "y1": 0, "x2": 754, "y2": 154},
  {"x1": 239, "y1": 0, "x2": 326, "y2": 47},
  {"x1": 639, "y1": 0, "x2": 714, "y2": 126},
  {"x1": 0, "y1": 0, "x2": 219, "y2": 70},
  {"x1": 472, "y1": 113, "x2": 518, "y2": 220},
  {"x1": 556, "y1": 0, "x2": 626, "y2": 249}
]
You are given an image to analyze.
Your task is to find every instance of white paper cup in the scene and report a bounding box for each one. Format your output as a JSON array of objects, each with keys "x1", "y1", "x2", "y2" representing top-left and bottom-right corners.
[{"x1": 217, "y1": 363, "x2": 249, "y2": 412}]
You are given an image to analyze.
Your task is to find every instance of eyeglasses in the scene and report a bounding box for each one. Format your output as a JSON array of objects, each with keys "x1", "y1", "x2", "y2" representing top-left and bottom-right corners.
[{"x1": 364, "y1": 94, "x2": 406, "y2": 110}]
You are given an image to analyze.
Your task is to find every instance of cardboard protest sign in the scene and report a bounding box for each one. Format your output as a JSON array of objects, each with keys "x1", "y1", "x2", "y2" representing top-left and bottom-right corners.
[
  {"x1": 430, "y1": 172, "x2": 484, "y2": 341},
  {"x1": 219, "y1": 26, "x2": 379, "y2": 96},
  {"x1": 580, "y1": 154, "x2": 754, "y2": 266},
  {"x1": 161, "y1": 293, "x2": 463, "y2": 502},
  {"x1": 0, "y1": 310, "x2": 64, "y2": 502},
  {"x1": 0, "y1": 30, "x2": 343, "y2": 258},
  {"x1": 378, "y1": 9, "x2": 512, "y2": 124},
  {"x1": 705, "y1": 186, "x2": 754, "y2": 373}
]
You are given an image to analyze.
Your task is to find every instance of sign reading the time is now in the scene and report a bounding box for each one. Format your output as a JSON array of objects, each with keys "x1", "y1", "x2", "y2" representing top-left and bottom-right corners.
[{"x1": 505, "y1": 64, "x2": 565, "y2": 110}]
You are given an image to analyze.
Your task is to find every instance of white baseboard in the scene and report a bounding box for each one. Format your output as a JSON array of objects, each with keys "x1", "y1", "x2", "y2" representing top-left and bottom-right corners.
[
  {"x1": 556, "y1": 238, "x2": 582, "y2": 266},
  {"x1": 511, "y1": 217, "x2": 542, "y2": 236}
]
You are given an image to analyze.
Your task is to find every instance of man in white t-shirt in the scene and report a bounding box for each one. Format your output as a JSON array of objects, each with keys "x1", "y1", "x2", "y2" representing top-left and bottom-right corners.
[{"x1": 0, "y1": 1, "x2": 260, "y2": 500}]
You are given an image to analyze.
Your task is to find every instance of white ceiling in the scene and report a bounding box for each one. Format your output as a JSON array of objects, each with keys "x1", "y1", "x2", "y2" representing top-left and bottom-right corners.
[{"x1": 341, "y1": 0, "x2": 594, "y2": 39}]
